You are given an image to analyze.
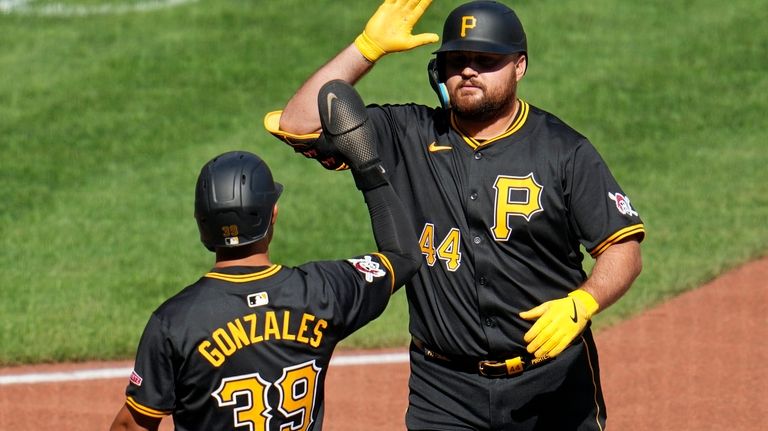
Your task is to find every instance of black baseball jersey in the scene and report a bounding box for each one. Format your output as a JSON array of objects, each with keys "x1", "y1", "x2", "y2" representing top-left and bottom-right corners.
[
  {"x1": 365, "y1": 100, "x2": 645, "y2": 358},
  {"x1": 123, "y1": 256, "x2": 395, "y2": 431}
]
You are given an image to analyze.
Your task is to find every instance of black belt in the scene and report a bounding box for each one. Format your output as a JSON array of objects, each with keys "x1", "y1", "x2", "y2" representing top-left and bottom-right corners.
[{"x1": 412, "y1": 338, "x2": 552, "y2": 378}]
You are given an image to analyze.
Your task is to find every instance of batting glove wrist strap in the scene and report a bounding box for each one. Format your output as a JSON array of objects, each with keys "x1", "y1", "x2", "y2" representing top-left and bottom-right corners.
[
  {"x1": 568, "y1": 289, "x2": 600, "y2": 316},
  {"x1": 355, "y1": 32, "x2": 387, "y2": 63}
]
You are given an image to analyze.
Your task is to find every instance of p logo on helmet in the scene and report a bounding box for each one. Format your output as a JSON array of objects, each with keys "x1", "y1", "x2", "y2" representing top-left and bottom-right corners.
[{"x1": 460, "y1": 16, "x2": 477, "y2": 37}]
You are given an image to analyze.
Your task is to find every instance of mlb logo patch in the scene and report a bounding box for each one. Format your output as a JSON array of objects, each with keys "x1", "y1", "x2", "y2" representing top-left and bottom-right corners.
[
  {"x1": 129, "y1": 370, "x2": 143, "y2": 387},
  {"x1": 247, "y1": 292, "x2": 269, "y2": 308}
]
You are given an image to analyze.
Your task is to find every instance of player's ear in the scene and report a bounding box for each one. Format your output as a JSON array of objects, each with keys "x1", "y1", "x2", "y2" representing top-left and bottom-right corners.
[
  {"x1": 515, "y1": 54, "x2": 527, "y2": 81},
  {"x1": 271, "y1": 204, "x2": 278, "y2": 225}
]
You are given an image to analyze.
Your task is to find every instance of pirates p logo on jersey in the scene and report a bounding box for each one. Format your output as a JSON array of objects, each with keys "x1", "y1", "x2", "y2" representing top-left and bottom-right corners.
[
  {"x1": 491, "y1": 173, "x2": 544, "y2": 241},
  {"x1": 609, "y1": 192, "x2": 639, "y2": 217},
  {"x1": 347, "y1": 256, "x2": 387, "y2": 283}
]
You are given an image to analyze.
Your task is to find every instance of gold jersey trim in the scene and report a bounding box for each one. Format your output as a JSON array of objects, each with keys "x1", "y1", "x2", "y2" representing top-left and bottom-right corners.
[
  {"x1": 371, "y1": 252, "x2": 396, "y2": 293},
  {"x1": 126, "y1": 396, "x2": 170, "y2": 418},
  {"x1": 204, "y1": 265, "x2": 283, "y2": 283},
  {"x1": 589, "y1": 224, "x2": 645, "y2": 257},
  {"x1": 580, "y1": 335, "x2": 605, "y2": 431},
  {"x1": 263, "y1": 110, "x2": 320, "y2": 141},
  {"x1": 451, "y1": 99, "x2": 530, "y2": 150},
  {"x1": 263, "y1": 110, "x2": 350, "y2": 171}
]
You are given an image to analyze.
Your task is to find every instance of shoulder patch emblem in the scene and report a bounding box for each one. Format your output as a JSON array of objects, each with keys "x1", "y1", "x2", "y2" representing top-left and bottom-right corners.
[
  {"x1": 247, "y1": 292, "x2": 269, "y2": 308},
  {"x1": 609, "y1": 192, "x2": 639, "y2": 217},
  {"x1": 347, "y1": 256, "x2": 387, "y2": 283},
  {"x1": 130, "y1": 370, "x2": 143, "y2": 387}
]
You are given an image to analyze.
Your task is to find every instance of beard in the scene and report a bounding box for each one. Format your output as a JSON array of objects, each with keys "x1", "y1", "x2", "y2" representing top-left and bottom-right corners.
[{"x1": 450, "y1": 78, "x2": 518, "y2": 122}]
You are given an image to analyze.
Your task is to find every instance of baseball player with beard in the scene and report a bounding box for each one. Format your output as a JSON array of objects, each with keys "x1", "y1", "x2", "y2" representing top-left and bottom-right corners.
[
  {"x1": 266, "y1": 1, "x2": 645, "y2": 429},
  {"x1": 110, "y1": 82, "x2": 420, "y2": 431}
]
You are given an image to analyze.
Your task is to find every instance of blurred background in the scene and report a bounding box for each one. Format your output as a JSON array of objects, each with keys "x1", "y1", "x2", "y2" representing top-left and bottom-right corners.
[{"x1": 1, "y1": 0, "x2": 766, "y2": 365}]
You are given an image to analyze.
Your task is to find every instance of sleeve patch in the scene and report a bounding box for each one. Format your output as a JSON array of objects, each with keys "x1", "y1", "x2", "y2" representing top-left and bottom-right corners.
[
  {"x1": 608, "y1": 192, "x2": 638, "y2": 217},
  {"x1": 129, "y1": 370, "x2": 143, "y2": 387},
  {"x1": 347, "y1": 256, "x2": 387, "y2": 283}
]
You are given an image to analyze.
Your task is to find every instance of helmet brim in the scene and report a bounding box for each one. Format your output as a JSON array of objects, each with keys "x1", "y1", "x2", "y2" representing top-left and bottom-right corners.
[{"x1": 434, "y1": 39, "x2": 526, "y2": 56}]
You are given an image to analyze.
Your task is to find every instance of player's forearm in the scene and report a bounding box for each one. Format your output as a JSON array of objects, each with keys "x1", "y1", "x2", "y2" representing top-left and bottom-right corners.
[
  {"x1": 363, "y1": 183, "x2": 421, "y2": 287},
  {"x1": 580, "y1": 239, "x2": 642, "y2": 312},
  {"x1": 280, "y1": 44, "x2": 374, "y2": 135}
]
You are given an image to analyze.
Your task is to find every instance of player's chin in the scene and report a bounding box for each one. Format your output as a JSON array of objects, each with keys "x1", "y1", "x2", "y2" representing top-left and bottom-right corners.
[{"x1": 451, "y1": 96, "x2": 487, "y2": 117}]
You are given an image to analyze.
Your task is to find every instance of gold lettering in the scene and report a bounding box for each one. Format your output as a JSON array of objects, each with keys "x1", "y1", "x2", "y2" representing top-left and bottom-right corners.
[
  {"x1": 200, "y1": 311, "x2": 329, "y2": 368},
  {"x1": 198, "y1": 340, "x2": 225, "y2": 367},
  {"x1": 310, "y1": 319, "x2": 328, "y2": 348},
  {"x1": 264, "y1": 311, "x2": 281, "y2": 341},
  {"x1": 226, "y1": 318, "x2": 250, "y2": 349},
  {"x1": 281, "y1": 311, "x2": 296, "y2": 341},
  {"x1": 244, "y1": 313, "x2": 263, "y2": 343},
  {"x1": 213, "y1": 328, "x2": 237, "y2": 356},
  {"x1": 296, "y1": 313, "x2": 314, "y2": 344}
]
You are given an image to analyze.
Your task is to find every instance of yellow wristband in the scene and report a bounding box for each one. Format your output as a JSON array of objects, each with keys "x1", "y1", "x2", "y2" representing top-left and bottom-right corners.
[
  {"x1": 354, "y1": 31, "x2": 386, "y2": 63},
  {"x1": 568, "y1": 289, "x2": 600, "y2": 316}
]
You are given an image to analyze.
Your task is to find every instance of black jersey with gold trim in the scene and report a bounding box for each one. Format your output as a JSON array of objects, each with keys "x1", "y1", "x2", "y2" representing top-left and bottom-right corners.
[
  {"x1": 123, "y1": 256, "x2": 393, "y2": 431},
  {"x1": 366, "y1": 100, "x2": 645, "y2": 358}
]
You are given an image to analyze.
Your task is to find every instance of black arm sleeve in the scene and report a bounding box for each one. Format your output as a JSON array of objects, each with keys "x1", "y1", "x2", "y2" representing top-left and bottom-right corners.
[{"x1": 363, "y1": 183, "x2": 421, "y2": 290}]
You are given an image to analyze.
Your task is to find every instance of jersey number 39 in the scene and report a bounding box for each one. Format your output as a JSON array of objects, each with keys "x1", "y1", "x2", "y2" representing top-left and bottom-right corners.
[{"x1": 212, "y1": 360, "x2": 321, "y2": 431}]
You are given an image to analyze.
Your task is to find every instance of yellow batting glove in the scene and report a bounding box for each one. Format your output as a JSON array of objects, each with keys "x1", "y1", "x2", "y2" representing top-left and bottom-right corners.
[
  {"x1": 519, "y1": 290, "x2": 600, "y2": 359},
  {"x1": 354, "y1": 0, "x2": 440, "y2": 62}
]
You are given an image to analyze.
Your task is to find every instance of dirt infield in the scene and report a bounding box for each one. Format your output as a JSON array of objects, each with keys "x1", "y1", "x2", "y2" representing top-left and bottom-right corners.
[{"x1": 1, "y1": 257, "x2": 766, "y2": 430}]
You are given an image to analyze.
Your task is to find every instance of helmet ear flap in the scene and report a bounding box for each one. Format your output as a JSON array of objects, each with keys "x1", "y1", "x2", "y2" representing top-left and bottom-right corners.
[{"x1": 427, "y1": 57, "x2": 450, "y2": 109}]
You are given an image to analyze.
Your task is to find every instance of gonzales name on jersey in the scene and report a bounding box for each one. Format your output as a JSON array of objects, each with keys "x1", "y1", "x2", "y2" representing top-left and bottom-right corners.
[{"x1": 197, "y1": 309, "x2": 328, "y2": 367}]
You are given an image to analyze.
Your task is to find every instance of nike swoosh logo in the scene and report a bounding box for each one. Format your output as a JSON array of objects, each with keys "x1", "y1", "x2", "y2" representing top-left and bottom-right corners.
[
  {"x1": 570, "y1": 299, "x2": 578, "y2": 323},
  {"x1": 326, "y1": 92, "x2": 338, "y2": 123},
  {"x1": 428, "y1": 141, "x2": 452, "y2": 152}
]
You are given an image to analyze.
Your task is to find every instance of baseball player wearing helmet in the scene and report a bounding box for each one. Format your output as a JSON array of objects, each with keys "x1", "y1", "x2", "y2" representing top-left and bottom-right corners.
[
  {"x1": 267, "y1": 1, "x2": 645, "y2": 429},
  {"x1": 110, "y1": 82, "x2": 421, "y2": 431},
  {"x1": 265, "y1": 0, "x2": 645, "y2": 430}
]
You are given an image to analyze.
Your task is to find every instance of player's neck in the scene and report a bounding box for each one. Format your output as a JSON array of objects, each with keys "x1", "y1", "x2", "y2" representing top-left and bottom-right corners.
[
  {"x1": 215, "y1": 253, "x2": 272, "y2": 269},
  {"x1": 455, "y1": 98, "x2": 519, "y2": 140},
  {"x1": 214, "y1": 241, "x2": 272, "y2": 268}
]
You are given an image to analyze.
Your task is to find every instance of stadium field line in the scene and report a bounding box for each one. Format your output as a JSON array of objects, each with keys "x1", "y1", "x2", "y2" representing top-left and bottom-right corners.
[{"x1": 0, "y1": 350, "x2": 409, "y2": 385}]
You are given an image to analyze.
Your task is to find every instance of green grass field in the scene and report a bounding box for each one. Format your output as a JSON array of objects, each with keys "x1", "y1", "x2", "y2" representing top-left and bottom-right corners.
[{"x1": 1, "y1": 0, "x2": 766, "y2": 365}]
